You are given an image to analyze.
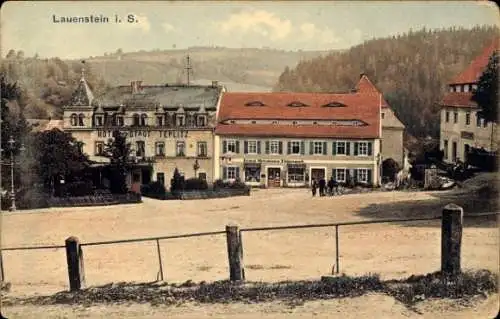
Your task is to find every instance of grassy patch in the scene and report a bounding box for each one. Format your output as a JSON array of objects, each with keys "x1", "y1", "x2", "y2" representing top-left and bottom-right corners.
[{"x1": 3, "y1": 270, "x2": 497, "y2": 308}]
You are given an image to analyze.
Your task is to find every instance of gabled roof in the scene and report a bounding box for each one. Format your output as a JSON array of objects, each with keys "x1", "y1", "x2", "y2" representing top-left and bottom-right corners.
[
  {"x1": 449, "y1": 39, "x2": 498, "y2": 85},
  {"x1": 216, "y1": 90, "x2": 381, "y2": 139},
  {"x1": 355, "y1": 74, "x2": 389, "y2": 108}
]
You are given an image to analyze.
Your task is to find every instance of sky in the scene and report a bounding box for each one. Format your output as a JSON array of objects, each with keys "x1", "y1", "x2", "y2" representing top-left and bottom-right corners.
[{"x1": 1, "y1": 1, "x2": 498, "y2": 59}]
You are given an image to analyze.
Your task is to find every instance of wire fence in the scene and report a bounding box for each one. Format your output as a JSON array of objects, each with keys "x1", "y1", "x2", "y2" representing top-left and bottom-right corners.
[{"x1": 0, "y1": 211, "x2": 498, "y2": 286}]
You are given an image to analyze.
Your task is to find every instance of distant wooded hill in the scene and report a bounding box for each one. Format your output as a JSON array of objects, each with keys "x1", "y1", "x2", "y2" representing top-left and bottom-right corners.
[
  {"x1": 0, "y1": 47, "x2": 327, "y2": 119},
  {"x1": 274, "y1": 26, "x2": 499, "y2": 138}
]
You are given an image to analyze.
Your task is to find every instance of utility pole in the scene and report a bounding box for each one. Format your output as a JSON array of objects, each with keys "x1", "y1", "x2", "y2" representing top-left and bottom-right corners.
[{"x1": 185, "y1": 54, "x2": 193, "y2": 86}]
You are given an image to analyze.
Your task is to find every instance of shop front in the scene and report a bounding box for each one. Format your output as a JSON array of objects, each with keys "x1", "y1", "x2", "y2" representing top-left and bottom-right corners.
[
  {"x1": 243, "y1": 160, "x2": 262, "y2": 186},
  {"x1": 286, "y1": 161, "x2": 307, "y2": 187}
]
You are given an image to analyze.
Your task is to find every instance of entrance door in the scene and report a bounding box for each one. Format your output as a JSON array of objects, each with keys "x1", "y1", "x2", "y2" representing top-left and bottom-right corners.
[
  {"x1": 464, "y1": 144, "x2": 470, "y2": 163},
  {"x1": 311, "y1": 168, "x2": 325, "y2": 183},
  {"x1": 267, "y1": 167, "x2": 281, "y2": 187}
]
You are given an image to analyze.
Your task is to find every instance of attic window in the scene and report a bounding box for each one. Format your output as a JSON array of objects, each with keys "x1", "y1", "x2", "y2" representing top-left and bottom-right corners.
[
  {"x1": 251, "y1": 121, "x2": 256, "y2": 124},
  {"x1": 287, "y1": 101, "x2": 308, "y2": 107},
  {"x1": 245, "y1": 101, "x2": 265, "y2": 107},
  {"x1": 322, "y1": 102, "x2": 346, "y2": 108},
  {"x1": 230, "y1": 120, "x2": 236, "y2": 124}
]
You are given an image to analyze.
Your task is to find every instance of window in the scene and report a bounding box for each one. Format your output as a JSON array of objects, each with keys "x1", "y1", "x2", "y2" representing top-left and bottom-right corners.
[
  {"x1": 357, "y1": 169, "x2": 369, "y2": 183},
  {"x1": 223, "y1": 166, "x2": 239, "y2": 180},
  {"x1": 464, "y1": 85, "x2": 469, "y2": 92},
  {"x1": 136, "y1": 141, "x2": 145, "y2": 157},
  {"x1": 357, "y1": 142, "x2": 369, "y2": 156},
  {"x1": 287, "y1": 166, "x2": 305, "y2": 183},
  {"x1": 476, "y1": 114, "x2": 482, "y2": 127},
  {"x1": 176, "y1": 115, "x2": 185, "y2": 127},
  {"x1": 116, "y1": 116, "x2": 124, "y2": 126},
  {"x1": 155, "y1": 142, "x2": 165, "y2": 156},
  {"x1": 334, "y1": 168, "x2": 346, "y2": 182},
  {"x1": 156, "y1": 116, "x2": 164, "y2": 126},
  {"x1": 335, "y1": 141, "x2": 347, "y2": 155},
  {"x1": 381, "y1": 112, "x2": 385, "y2": 119},
  {"x1": 453, "y1": 112, "x2": 458, "y2": 124},
  {"x1": 244, "y1": 165, "x2": 261, "y2": 182},
  {"x1": 140, "y1": 114, "x2": 148, "y2": 126},
  {"x1": 472, "y1": 84, "x2": 478, "y2": 91},
  {"x1": 197, "y1": 141, "x2": 207, "y2": 157},
  {"x1": 445, "y1": 111, "x2": 450, "y2": 123},
  {"x1": 449, "y1": 86, "x2": 453, "y2": 92},
  {"x1": 313, "y1": 121, "x2": 318, "y2": 125},
  {"x1": 290, "y1": 141, "x2": 301, "y2": 155},
  {"x1": 251, "y1": 121, "x2": 256, "y2": 124},
  {"x1": 157, "y1": 173, "x2": 165, "y2": 185},
  {"x1": 272, "y1": 121, "x2": 278, "y2": 124},
  {"x1": 198, "y1": 172, "x2": 207, "y2": 181},
  {"x1": 133, "y1": 114, "x2": 140, "y2": 126},
  {"x1": 95, "y1": 116, "x2": 103, "y2": 127},
  {"x1": 465, "y1": 112, "x2": 471, "y2": 125},
  {"x1": 95, "y1": 141, "x2": 104, "y2": 155},
  {"x1": 197, "y1": 115, "x2": 206, "y2": 127},
  {"x1": 70, "y1": 114, "x2": 78, "y2": 126},
  {"x1": 313, "y1": 141, "x2": 324, "y2": 154},
  {"x1": 225, "y1": 140, "x2": 238, "y2": 153},
  {"x1": 176, "y1": 141, "x2": 186, "y2": 157},
  {"x1": 78, "y1": 114, "x2": 85, "y2": 126},
  {"x1": 270, "y1": 140, "x2": 281, "y2": 154},
  {"x1": 292, "y1": 121, "x2": 298, "y2": 125},
  {"x1": 443, "y1": 140, "x2": 448, "y2": 159},
  {"x1": 247, "y1": 140, "x2": 257, "y2": 154}
]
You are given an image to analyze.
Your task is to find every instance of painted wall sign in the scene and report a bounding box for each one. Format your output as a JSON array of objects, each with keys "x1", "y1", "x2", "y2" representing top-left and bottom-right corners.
[
  {"x1": 97, "y1": 130, "x2": 189, "y2": 139},
  {"x1": 460, "y1": 131, "x2": 474, "y2": 140}
]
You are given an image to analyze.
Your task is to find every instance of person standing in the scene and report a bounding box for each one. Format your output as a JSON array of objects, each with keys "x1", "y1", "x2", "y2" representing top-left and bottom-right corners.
[
  {"x1": 319, "y1": 178, "x2": 326, "y2": 197},
  {"x1": 311, "y1": 178, "x2": 317, "y2": 197},
  {"x1": 327, "y1": 177, "x2": 335, "y2": 196}
]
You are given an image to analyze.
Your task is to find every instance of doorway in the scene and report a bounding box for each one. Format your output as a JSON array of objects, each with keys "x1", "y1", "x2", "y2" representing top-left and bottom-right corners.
[
  {"x1": 267, "y1": 167, "x2": 281, "y2": 187},
  {"x1": 310, "y1": 168, "x2": 326, "y2": 183},
  {"x1": 464, "y1": 144, "x2": 470, "y2": 163}
]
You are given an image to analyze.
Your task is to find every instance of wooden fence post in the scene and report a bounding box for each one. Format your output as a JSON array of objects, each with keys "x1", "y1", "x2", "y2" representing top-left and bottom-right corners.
[
  {"x1": 0, "y1": 250, "x2": 4, "y2": 283},
  {"x1": 65, "y1": 236, "x2": 85, "y2": 291},
  {"x1": 226, "y1": 225, "x2": 243, "y2": 281},
  {"x1": 441, "y1": 204, "x2": 463, "y2": 277}
]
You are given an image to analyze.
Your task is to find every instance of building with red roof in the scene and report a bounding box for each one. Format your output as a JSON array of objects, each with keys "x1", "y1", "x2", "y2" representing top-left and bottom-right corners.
[
  {"x1": 214, "y1": 74, "x2": 388, "y2": 188},
  {"x1": 439, "y1": 40, "x2": 498, "y2": 162}
]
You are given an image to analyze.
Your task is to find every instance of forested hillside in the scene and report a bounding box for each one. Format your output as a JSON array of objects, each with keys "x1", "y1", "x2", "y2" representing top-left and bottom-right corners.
[
  {"x1": 0, "y1": 51, "x2": 109, "y2": 119},
  {"x1": 274, "y1": 26, "x2": 499, "y2": 138},
  {"x1": 0, "y1": 47, "x2": 326, "y2": 119}
]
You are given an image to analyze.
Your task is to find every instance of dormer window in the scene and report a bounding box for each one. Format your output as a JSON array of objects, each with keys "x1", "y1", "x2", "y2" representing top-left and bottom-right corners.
[
  {"x1": 140, "y1": 114, "x2": 148, "y2": 126},
  {"x1": 133, "y1": 114, "x2": 140, "y2": 126},
  {"x1": 176, "y1": 115, "x2": 185, "y2": 127},
  {"x1": 78, "y1": 113, "x2": 85, "y2": 126},
  {"x1": 230, "y1": 120, "x2": 236, "y2": 124},
  {"x1": 116, "y1": 116, "x2": 124, "y2": 126},
  {"x1": 156, "y1": 116, "x2": 164, "y2": 126},
  {"x1": 287, "y1": 101, "x2": 308, "y2": 107},
  {"x1": 70, "y1": 114, "x2": 78, "y2": 126},
  {"x1": 313, "y1": 121, "x2": 318, "y2": 124},
  {"x1": 251, "y1": 120, "x2": 256, "y2": 124},
  {"x1": 272, "y1": 120, "x2": 278, "y2": 124},
  {"x1": 322, "y1": 102, "x2": 346, "y2": 108},
  {"x1": 197, "y1": 115, "x2": 206, "y2": 127},
  {"x1": 187, "y1": 115, "x2": 196, "y2": 127},
  {"x1": 95, "y1": 115, "x2": 103, "y2": 127},
  {"x1": 245, "y1": 101, "x2": 265, "y2": 107}
]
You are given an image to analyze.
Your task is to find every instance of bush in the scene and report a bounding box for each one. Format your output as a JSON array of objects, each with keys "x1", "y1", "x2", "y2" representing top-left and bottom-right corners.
[
  {"x1": 382, "y1": 158, "x2": 400, "y2": 182},
  {"x1": 212, "y1": 179, "x2": 249, "y2": 190},
  {"x1": 170, "y1": 168, "x2": 185, "y2": 193},
  {"x1": 59, "y1": 180, "x2": 94, "y2": 197},
  {"x1": 141, "y1": 181, "x2": 166, "y2": 197},
  {"x1": 184, "y1": 178, "x2": 208, "y2": 191},
  {"x1": 16, "y1": 187, "x2": 50, "y2": 209}
]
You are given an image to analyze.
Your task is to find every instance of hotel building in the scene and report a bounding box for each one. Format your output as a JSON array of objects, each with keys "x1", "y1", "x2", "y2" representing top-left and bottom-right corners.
[{"x1": 214, "y1": 75, "x2": 384, "y2": 187}]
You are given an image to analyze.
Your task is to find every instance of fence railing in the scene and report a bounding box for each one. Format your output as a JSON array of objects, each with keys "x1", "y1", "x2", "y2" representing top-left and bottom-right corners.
[{"x1": 0, "y1": 205, "x2": 498, "y2": 291}]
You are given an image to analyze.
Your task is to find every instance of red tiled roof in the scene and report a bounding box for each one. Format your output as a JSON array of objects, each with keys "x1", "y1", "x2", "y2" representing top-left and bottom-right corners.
[
  {"x1": 216, "y1": 90, "x2": 381, "y2": 138},
  {"x1": 450, "y1": 39, "x2": 498, "y2": 85},
  {"x1": 439, "y1": 92, "x2": 477, "y2": 108},
  {"x1": 216, "y1": 124, "x2": 378, "y2": 139},
  {"x1": 355, "y1": 74, "x2": 389, "y2": 108}
]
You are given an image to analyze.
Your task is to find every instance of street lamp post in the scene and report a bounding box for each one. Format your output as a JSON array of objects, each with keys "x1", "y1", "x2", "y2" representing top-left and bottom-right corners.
[
  {"x1": 4, "y1": 135, "x2": 25, "y2": 212},
  {"x1": 193, "y1": 159, "x2": 200, "y2": 178}
]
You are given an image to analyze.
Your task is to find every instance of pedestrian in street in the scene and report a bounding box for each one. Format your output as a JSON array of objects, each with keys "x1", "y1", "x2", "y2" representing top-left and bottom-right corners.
[
  {"x1": 327, "y1": 177, "x2": 335, "y2": 196},
  {"x1": 311, "y1": 178, "x2": 317, "y2": 197},
  {"x1": 319, "y1": 178, "x2": 326, "y2": 197}
]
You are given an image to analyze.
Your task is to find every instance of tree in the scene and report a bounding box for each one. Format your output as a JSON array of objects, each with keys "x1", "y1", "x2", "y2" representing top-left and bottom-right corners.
[
  {"x1": 103, "y1": 130, "x2": 133, "y2": 194},
  {"x1": 472, "y1": 51, "x2": 498, "y2": 124},
  {"x1": 382, "y1": 158, "x2": 400, "y2": 182},
  {"x1": 32, "y1": 129, "x2": 90, "y2": 195}
]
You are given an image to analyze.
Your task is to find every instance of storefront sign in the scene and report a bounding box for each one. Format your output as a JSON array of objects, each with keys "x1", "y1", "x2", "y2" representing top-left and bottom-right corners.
[
  {"x1": 97, "y1": 130, "x2": 189, "y2": 139},
  {"x1": 285, "y1": 160, "x2": 304, "y2": 164}
]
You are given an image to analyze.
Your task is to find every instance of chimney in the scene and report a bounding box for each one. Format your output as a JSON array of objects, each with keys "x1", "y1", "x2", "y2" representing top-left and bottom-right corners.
[{"x1": 211, "y1": 80, "x2": 218, "y2": 87}]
